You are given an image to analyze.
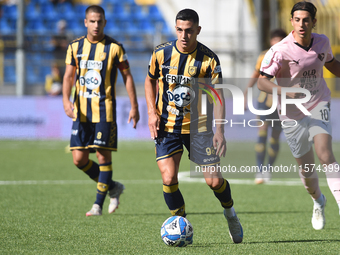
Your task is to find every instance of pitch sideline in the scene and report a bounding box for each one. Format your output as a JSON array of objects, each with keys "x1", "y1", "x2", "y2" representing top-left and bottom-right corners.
[{"x1": 0, "y1": 171, "x2": 328, "y2": 186}]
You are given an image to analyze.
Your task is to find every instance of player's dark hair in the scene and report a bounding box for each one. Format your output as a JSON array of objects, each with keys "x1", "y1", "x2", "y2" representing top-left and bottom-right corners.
[
  {"x1": 270, "y1": 28, "x2": 287, "y2": 39},
  {"x1": 176, "y1": 9, "x2": 199, "y2": 25},
  {"x1": 291, "y1": 1, "x2": 317, "y2": 20},
  {"x1": 86, "y1": 5, "x2": 105, "y2": 18}
]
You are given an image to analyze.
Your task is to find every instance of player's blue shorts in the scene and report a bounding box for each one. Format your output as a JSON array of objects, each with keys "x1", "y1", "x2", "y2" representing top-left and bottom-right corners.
[
  {"x1": 70, "y1": 121, "x2": 117, "y2": 151},
  {"x1": 155, "y1": 131, "x2": 220, "y2": 166}
]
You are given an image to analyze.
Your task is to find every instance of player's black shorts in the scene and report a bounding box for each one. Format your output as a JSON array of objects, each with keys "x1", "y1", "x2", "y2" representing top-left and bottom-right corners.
[
  {"x1": 155, "y1": 131, "x2": 220, "y2": 166},
  {"x1": 70, "y1": 121, "x2": 117, "y2": 151}
]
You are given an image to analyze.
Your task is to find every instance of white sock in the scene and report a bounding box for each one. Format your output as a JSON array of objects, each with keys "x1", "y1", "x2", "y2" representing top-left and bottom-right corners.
[
  {"x1": 313, "y1": 194, "x2": 325, "y2": 208},
  {"x1": 224, "y1": 206, "x2": 236, "y2": 217},
  {"x1": 338, "y1": 203, "x2": 340, "y2": 215}
]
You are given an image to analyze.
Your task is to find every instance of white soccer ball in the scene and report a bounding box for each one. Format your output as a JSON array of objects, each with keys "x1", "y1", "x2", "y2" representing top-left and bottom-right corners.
[{"x1": 160, "y1": 216, "x2": 193, "y2": 247}]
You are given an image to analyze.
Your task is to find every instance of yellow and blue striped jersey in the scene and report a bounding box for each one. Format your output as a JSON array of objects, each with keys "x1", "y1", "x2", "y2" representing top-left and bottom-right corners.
[
  {"x1": 65, "y1": 35, "x2": 129, "y2": 123},
  {"x1": 148, "y1": 40, "x2": 222, "y2": 134}
]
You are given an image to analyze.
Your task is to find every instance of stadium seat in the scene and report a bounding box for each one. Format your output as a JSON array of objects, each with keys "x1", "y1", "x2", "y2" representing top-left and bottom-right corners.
[
  {"x1": 24, "y1": 20, "x2": 48, "y2": 35},
  {"x1": 25, "y1": 3, "x2": 40, "y2": 21},
  {"x1": 148, "y1": 5, "x2": 163, "y2": 22},
  {"x1": 2, "y1": 5, "x2": 17, "y2": 20},
  {"x1": 74, "y1": 4, "x2": 88, "y2": 18},
  {"x1": 56, "y1": 2, "x2": 76, "y2": 20},
  {"x1": 112, "y1": 3, "x2": 130, "y2": 20},
  {"x1": 105, "y1": 19, "x2": 122, "y2": 35},
  {"x1": 138, "y1": 18, "x2": 155, "y2": 34},
  {"x1": 0, "y1": 19, "x2": 13, "y2": 35},
  {"x1": 130, "y1": 4, "x2": 149, "y2": 22},
  {"x1": 4, "y1": 65, "x2": 16, "y2": 83}
]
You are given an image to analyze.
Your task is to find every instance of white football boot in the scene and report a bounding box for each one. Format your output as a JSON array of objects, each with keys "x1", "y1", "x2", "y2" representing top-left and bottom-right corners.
[
  {"x1": 86, "y1": 204, "x2": 102, "y2": 217},
  {"x1": 224, "y1": 209, "x2": 243, "y2": 243},
  {"x1": 311, "y1": 195, "x2": 327, "y2": 230},
  {"x1": 108, "y1": 181, "x2": 125, "y2": 213}
]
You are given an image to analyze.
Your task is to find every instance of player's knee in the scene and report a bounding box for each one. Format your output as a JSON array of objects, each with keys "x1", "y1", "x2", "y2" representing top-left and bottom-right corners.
[
  {"x1": 206, "y1": 178, "x2": 222, "y2": 190},
  {"x1": 318, "y1": 152, "x2": 336, "y2": 165},
  {"x1": 162, "y1": 175, "x2": 178, "y2": 186},
  {"x1": 73, "y1": 158, "x2": 87, "y2": 168}
]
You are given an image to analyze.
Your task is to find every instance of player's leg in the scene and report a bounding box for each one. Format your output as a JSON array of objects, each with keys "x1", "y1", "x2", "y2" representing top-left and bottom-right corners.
[
  {"x1": 314, "y1": 133, "x2": 340, "y2": 215},
  {"x1": 156, "y1": 132, "x2": 186, "y2": 217},
  {"x1": 283, "y1": 116, "x2": 326, "y2": 229},
  {"x1": 70, "y1": 121, "x2": 100, "y2": 181},
  {"x1": 295, "y1": 148, "x2": 326, "y2": 230},
  {"x1": 72, "y1": 149, "x2": 100, "y2": 182},
  {"x1": 158, "y1": 153, "x2": 186, "y2": 217},
  {"x1": 190, "y1": 132, "x2": 243, "y2": 243},
  {"x1": 202, "y1": 166, "x2": 243, "y2": 243},
  {"x1": 203, "y1": 169, "x2": 233, "y2": 210},
  {"x1": 86, "y1": 122, "x2": 121, "y2": 216}
]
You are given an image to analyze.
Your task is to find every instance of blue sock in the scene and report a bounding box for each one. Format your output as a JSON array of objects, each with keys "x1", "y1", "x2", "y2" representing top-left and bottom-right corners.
[
  {"x1": 94, "y1": 162, "x2": 112, "y2": 208},
  {"x1": 163, "y1": 183, "x2": 186, "y2": 216},
  {"x1": 212, "y1": 179, "x2": 233, "y2": 208}
]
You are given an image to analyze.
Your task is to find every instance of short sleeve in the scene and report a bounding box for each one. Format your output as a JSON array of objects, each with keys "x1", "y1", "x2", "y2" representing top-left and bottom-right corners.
[
  {"x1": 325, "y1": 38, "x2": 334, "y2": 63},
  {"x1": 65, "y1": 44, "x2": 75, "y2": 66},
  {"x1": 260, "y1": 46, "x2": 282, "y2": 77},
  {"x1": 210, "y1": 55, "x2": 222, "y2": 85},
  {"x1": 116, "y1": 45, "x2": 130, "y2": 71},
  {"x1": 148, "y1": 51, "x2": 159, "y2": 80}
]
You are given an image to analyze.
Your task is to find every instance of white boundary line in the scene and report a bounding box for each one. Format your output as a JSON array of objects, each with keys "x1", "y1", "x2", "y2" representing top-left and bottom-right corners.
[{"x1": 0, "y1": 171, "x2": 328, "y2": 186}]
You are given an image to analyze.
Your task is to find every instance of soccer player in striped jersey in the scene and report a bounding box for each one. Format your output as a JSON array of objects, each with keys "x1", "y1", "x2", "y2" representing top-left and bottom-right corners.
[
  {"x1": 258, "y1": 1, "x2": 340, "y2": 230},
  {"x1": 145, "y1": 9, "x2": 243, "y2": 243},
  {"x1": 62, "y1": 5, "x2": 139, "y2": 216},
  {"x1": 244, "y1": 29, "x2": 287, "y2": 184}
]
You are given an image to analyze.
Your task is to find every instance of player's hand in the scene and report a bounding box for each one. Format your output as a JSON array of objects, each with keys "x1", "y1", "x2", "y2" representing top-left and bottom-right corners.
[
  {"x1": 148, "y1": 112, "x2": 160, "y2": 139},
  {"x1": 213, "y1": 131, "x2": 226, "y2": 157},
  {"x1": 286, "y1": 84, "x2": 305, "y2": 99},
  {"x1": 128, "y1": 107, "x2": 140, "y2": 129},
  {"x1": 63, "y1": 99, "x2": 75, "y2": 119}
]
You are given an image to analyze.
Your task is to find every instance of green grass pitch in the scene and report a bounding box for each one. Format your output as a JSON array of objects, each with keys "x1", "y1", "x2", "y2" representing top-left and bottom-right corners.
[{"x1": 0, "y1": 140, "x2": 339, "y2": 254}]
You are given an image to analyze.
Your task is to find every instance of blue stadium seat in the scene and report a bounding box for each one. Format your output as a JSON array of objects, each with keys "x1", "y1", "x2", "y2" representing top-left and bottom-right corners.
[
  {"x1": 0, "y1": 19, "x2": 13, "y2": 35},
  {"x1": 41, "y1": 2, "x2": 60, "y2": 20},
  {"x1": 57, "y1": 2, "x2": 75, "y2": 20},
  {"x1": 24, "y1": 20, "x2": 48, "y2": 35},
  {"x1": 74, "y1": 4, "x2": 88, "y2": 18},
  {"x1": 2, "y1": 5, "x2": 17, "y2": 20},
  {"x1": 138, "y1": 18, "x2": 155, "y2": 34},
  {"x1": 101, "y1": 0, "x2": 121, "y2": 5},
  {"x1": 25, "y1": 3, "x2": 40, "y2": 21},
  {"x1": 105, "y1": 19, "x2": 122, "y2": 35},
  {"x1": 112, "y1": 3, "x2": 130, "y2": 20},
  {"x1": 130, "y1": 4, "x2": 148, "y2": 22},
  {"x1": 120, "y1": 20, "x2": 139, "y2": 34},
  {"x1": 4, "y1": 66, "x2": 16, "y2": 83},
  {"x1": 148, "y1": 5, "x2": 163, "y2": 22}
]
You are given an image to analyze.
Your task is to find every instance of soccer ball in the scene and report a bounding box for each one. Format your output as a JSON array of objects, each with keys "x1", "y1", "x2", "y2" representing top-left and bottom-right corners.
[{"x1": 160, "y1": 216, "x2": 193, "y2": 247}]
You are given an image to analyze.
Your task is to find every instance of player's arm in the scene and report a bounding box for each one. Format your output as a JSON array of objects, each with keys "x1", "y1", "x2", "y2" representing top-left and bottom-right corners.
[
  {"x1": 257, "y1": 74, "x2": 281, "y2": 95},
  {"x1": 120, "y1": 68, "x2": 139, "y2": 129},
  {"x1": 62, "y1": 64, "x2": 76, "y2": 119},
  {"x1": 145, "y1": 75, "x2": 159, "y2": 139},
  {"x1": 213, "y1": 88, "x2": 226, "y2": 157},
  {"x1": 325, "y1": 58, "x2": 340, "y2": 77},
  {"x1": 258, "y1": 74, "x2": 305, "y2": 99}
]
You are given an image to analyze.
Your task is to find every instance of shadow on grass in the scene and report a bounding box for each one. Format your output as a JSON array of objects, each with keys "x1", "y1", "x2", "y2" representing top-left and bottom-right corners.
[
  {"x1": 189, "y1": 239, "x2": 340, "y2": 248},
  {"x1": 246, "y1": 239, "x2": 340, "y2": 244},
  {"x1": 112, "y1": 210, "x2": 305, "y2": 216}
]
